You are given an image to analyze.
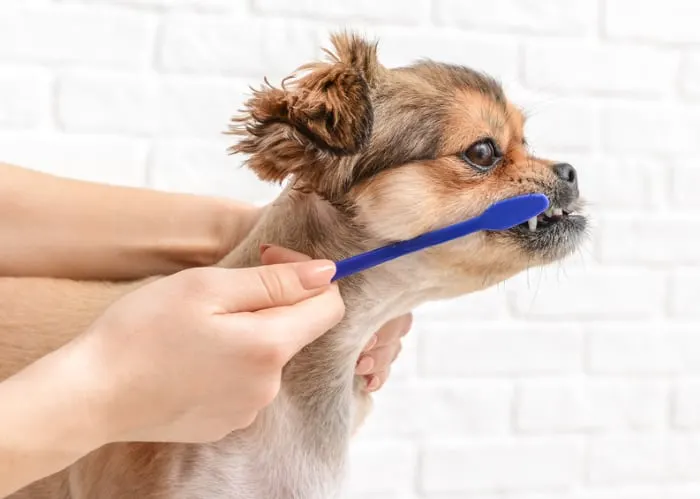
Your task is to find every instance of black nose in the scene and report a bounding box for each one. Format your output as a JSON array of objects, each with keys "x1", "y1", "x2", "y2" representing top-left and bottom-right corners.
[{"x1": 553, "y1": 163, "x2": 577, "y2": 185}]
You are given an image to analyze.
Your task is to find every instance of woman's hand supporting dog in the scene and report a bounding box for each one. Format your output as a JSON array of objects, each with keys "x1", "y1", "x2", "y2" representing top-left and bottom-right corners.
[
  {"x1": 0, "y1": 259, "x2": 344, "y2": 497},
  {"x1": 0, "y1": 162, "x2": 262, "y2": 280},
  {"x1": 0, "y1": 163, "x2": 413, "y2": 496}
]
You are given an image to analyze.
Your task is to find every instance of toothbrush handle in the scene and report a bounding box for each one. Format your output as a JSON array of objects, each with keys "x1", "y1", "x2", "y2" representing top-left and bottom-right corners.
[{"x1": 332, "y1": 218, "x2": 482, "y2": 281}]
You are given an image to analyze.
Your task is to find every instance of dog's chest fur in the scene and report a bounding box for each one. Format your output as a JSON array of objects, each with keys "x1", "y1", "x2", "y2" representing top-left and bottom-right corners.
[{"x1": 166, "y1": 314, "x2": 405, "y2": 499}]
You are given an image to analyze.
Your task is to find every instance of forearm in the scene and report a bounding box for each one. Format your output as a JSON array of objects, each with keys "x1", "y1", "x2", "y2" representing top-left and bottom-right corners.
[
  {"x1": 0, "y1": 163, "x2": 260, "y2": 280},
  {"x1": 0, "y1": 346, "x2": 108, "y2": 497}
]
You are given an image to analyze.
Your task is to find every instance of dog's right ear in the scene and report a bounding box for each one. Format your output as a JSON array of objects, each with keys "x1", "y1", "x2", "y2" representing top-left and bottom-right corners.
[{"x1": 227, "y1": 32, "x2": 382, "y2": 199}]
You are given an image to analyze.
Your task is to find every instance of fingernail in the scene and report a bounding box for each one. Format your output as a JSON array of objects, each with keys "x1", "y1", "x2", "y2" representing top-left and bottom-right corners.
[
  {"x1": 366, "y1": 376, "x2": 380, "y2": 391},
  {"x1": 259, "y1": 244, "x2": 272, "y2": 255},
  {"x1": 296, "y1": 260, "x2": 336, "y2": 289},
  {"x1": 355, "y1": 356, "x2": 374, "y2": 375}
]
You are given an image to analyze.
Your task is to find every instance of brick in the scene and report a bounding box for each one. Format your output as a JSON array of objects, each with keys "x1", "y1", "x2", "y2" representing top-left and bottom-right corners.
[
  {"x1": 148, "y1": 139, "x2": 282, "y2": 204},
  {"x1": 516, "y1": 379, "x2": 667, "y2": 432},
  {"x1": 58, "y1": 0, "x2": 242, "y2": 9},
  {"x1": 57, "y1": 72, "x2": 159, "y2": 135},
  {"x1": 343, "y1": 441, "x2": 416, "y2": 496},
  {"x1": 673, "y1": 381, "x2": 700, "y2": 429},
  {"x1": 521, "y1": 99, "x2": 597, "y2": 152},
  {"x1": 0, "y1": 132, "x2": 147, "y2": 186},
  {"x1": 604, "y1": 0, "x2": 700, "y2": 43},
  {"x1": 510, "y1": 269, "x2": 666, "y2": 320},
  {"x1": 421, "y1": 438, "x2": 584, "y2": 493},
  {"x1": 0, "y1": 67, "x2": 50, "y2": 128},
  {"x1": 598, "y1": 215, "x2": 700, "y2": 265},
  {"x1": 515, "y1": 379, "x2": 590, "y2": 432},
  {"x1": 57, "y1": 73, "x2": 254, "y2": 138},
  {"x1": 668, "y1": 435, "x2": 700, "y2": 481},
  {"x1": 523, "y1": 43, "x2": 675, "y2": 95},
  {"x1": 588, "y1": 325, "x2": 684, "y2": 375},
  {"x1": 348, "y1": 26, "x2": 519, "y2": 83},
  {"x1": 568, "y1": 487, "x2": 700, "y2": 499},
  {"x1": 413, "y1": 286, "x2": 509, "y2": 321},
  {"x1": 506, "y1": 489, "x2": 700, "y2": 499},
  {"x1": 600, "y1": 106, "x2": 700, "y2": 154},
  {"x1": 0, "y1": 6, "x2": 156, "y2": 67},
  {"x1": 671, "y1": 165, "x2": 700, "y2": 208},
  {"x1": 588, "y1": 436, "x2": 667, "y2": 485},
  {"x1": 680, "y1": 55, "x2": 700, "y2": 99},
  {"x1": 434, "y1": 0, "x2": 596, "y2": 35},
  {"x1": 669, "y1": 268, "x2": 700, "y2": 319},
  {"x1": 579, "y1": 156, "x2": 661, "y2": 210},
  {"x1": 669, "y1": 327, "x2": 700, "y2": 375},
  {"x1": 158, "y1": 15, "x2": 318, "y2": 80},
  {"x1": 421, "y1": 323, "x2": 583, "y2": 376},
  {"x1": 254, "y1": 0, "x2": 430, "y2": 24},
  {"x1": 359, "y1": 380, "x2": 512, "y2": 438}
]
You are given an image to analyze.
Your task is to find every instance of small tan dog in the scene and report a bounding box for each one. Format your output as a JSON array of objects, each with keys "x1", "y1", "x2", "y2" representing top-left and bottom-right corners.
[{"x1": 3, "y1": 32, "x2": 587, "y2": 499}]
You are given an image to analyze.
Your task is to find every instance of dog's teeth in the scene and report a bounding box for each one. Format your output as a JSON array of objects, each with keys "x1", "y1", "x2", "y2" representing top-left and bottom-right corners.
[
  {"x1": 553, "y1": 207, "x2": 563, "y2": 216},
  {"x1": 528, "y1": 216, "x2": 538, "y2": 232},
  {"x1": 545, "y1": 208, "x2": 554, "y2": 217}
]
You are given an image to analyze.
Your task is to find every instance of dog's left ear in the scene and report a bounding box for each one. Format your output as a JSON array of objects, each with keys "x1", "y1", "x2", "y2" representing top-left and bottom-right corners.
[{"x1": 228, "y1": 32, "x2": 382, "y2": 198}]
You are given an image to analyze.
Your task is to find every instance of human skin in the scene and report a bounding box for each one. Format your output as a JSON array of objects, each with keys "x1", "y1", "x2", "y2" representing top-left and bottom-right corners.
[{"x1": 0, "y1": 164, "x2": 412, "y2": 496}]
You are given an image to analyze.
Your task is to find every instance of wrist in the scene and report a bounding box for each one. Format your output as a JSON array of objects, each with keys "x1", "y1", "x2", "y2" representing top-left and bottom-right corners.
[
  {"x1": 210, "y1": 199, "x2": 264, "y2": 264},
  {"x1": 0, "y1": 340, "x2": 112, "y2": 493},
  {"x1": 13, "y1": 340, "x2": 112, "y2": 455}
]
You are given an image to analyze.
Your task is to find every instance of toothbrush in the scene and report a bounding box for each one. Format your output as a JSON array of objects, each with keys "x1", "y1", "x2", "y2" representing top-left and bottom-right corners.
[{"x1": 331, "y1": 193, "x2": 549, "y2": 282}]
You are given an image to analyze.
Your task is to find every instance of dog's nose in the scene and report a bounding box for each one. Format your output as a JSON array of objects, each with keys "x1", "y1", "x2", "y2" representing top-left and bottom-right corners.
[{"x1": 553, "y1": 163, "x2": 577, "y2": 186}]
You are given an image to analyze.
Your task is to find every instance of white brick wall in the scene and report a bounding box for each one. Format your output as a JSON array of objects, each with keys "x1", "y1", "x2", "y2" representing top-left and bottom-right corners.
[{"x1": 1, "y1": 1, "x2": 699, "y2": 497}]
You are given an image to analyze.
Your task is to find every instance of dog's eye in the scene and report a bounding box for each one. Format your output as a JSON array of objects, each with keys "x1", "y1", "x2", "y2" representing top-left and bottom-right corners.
[{"x1": 460, "y1": 139, "x2": 501, "y2": 171}]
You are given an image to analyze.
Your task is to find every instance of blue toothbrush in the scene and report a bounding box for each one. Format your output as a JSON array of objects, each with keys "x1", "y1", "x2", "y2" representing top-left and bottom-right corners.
[{"x1": 331, "y1": 193, "x2": 549, "y2": 282}]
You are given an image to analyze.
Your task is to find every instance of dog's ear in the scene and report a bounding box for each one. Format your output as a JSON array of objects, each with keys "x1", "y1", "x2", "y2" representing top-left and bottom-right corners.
[{"x1": 228, "y1": 32, "x2": 381, "y2": 199}]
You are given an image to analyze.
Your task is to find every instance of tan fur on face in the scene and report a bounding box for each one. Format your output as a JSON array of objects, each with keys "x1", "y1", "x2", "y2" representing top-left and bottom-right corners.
[{"x1": 5, "y1": 31, "x2": 587, "y2": 499}]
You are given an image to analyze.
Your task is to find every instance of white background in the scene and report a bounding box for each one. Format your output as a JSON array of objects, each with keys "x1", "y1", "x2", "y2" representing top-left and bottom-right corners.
[{"x1": 2, "y1": 1, "x2": 700, "y2": 498}]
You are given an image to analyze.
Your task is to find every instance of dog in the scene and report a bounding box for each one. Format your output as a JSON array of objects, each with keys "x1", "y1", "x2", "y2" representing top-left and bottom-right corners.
[{"x1": 2, "y1": 31, "x2": 587, "y2": 499}]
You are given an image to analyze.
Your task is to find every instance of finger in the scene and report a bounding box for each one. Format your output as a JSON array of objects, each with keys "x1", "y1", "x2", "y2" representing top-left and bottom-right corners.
[
  {"x1": 357, "y1": 344, "x2": 400, "y2": 375},
  {"x1": 252, "y1": 284, "x2": 346, "y2": 357},
  {"x1": 364, "y1": 371, "x2": 388, "y2": 392},
  {"x1": 355, "y1": 355, "x2": 374, "y2": 375},
  {"x1": 260, "y1": 245, "x2": 313, "y2": 265},
  {"x1": 197, "y1": 260, "x2": 337, "y2": 313},
  {"x1": 373, "y1": 313, "x2": 413, "y2": 348},
  {"x1": 362, "y1": 334, "x2": 378, "y2": 353}
]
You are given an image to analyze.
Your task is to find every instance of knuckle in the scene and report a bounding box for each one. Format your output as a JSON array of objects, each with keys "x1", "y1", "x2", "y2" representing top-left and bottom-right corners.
[
  {"x1": 325, "y1": 288, "x2": 346, "y2": 323},
  {"x1": 252, "y1": 335, "x2": 289, "y2": 369},
  {"x1": 254, "y1": 378, "x2": 282, "y2": 408},
  {"x1": 255, "y1": 267, "x2": 291, "y2": 306}
]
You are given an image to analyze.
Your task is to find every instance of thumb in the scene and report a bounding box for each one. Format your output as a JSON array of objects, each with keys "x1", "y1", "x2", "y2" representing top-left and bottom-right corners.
[{"x1": 210, "y1": 260, "x2": 337, "y2": 313}]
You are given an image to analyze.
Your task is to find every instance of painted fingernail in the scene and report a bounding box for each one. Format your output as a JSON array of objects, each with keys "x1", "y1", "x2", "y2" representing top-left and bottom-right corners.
[
  {"x1": 355, "y1": 356, "x2": 374, "y2": 375},
  {"x1": 296, "y1": 260, "x2": 336, "y2": 289}
]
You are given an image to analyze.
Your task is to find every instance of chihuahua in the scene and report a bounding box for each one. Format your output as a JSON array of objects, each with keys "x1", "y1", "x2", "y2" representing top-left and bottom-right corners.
[{"x1": 4, "y1": 32, "x2": 587, "y2": 499}]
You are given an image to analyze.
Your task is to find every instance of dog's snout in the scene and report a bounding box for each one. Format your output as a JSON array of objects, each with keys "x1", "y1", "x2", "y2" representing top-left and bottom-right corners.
[{"x1": 553, "y1": 163, "x2": 577, "y2": 185}]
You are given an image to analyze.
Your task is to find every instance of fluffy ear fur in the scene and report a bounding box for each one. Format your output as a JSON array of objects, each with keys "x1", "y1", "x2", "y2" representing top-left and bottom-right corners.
[{"x1": 227, "y1": 32, "x2": 382, "y2": 200}]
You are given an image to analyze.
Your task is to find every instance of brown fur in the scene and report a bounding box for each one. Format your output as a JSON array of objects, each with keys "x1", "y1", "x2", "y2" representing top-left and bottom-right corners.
[{"x1": 3, "y1": 32, "x2": 587, "y2": 499}]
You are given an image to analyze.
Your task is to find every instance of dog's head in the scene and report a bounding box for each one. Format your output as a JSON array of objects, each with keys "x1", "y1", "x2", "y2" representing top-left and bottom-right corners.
[{"x1": 229, "y1": 32, "x2": 587, "y2": 292}]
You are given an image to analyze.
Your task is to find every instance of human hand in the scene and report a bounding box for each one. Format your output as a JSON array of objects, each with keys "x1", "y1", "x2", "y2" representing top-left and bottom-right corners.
[
  {"x1": 259, "y1": 245, "x2": 413, "y2": 393},
  {"x1": 63, "y1": 259, "x2": 345, "y2": 446},
  {"x1": 215, "y1": 201, "x2": 264, "y2": 260},
  {"x1": 356, "y1": 313, "x2": 412, "y2": 392}
]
